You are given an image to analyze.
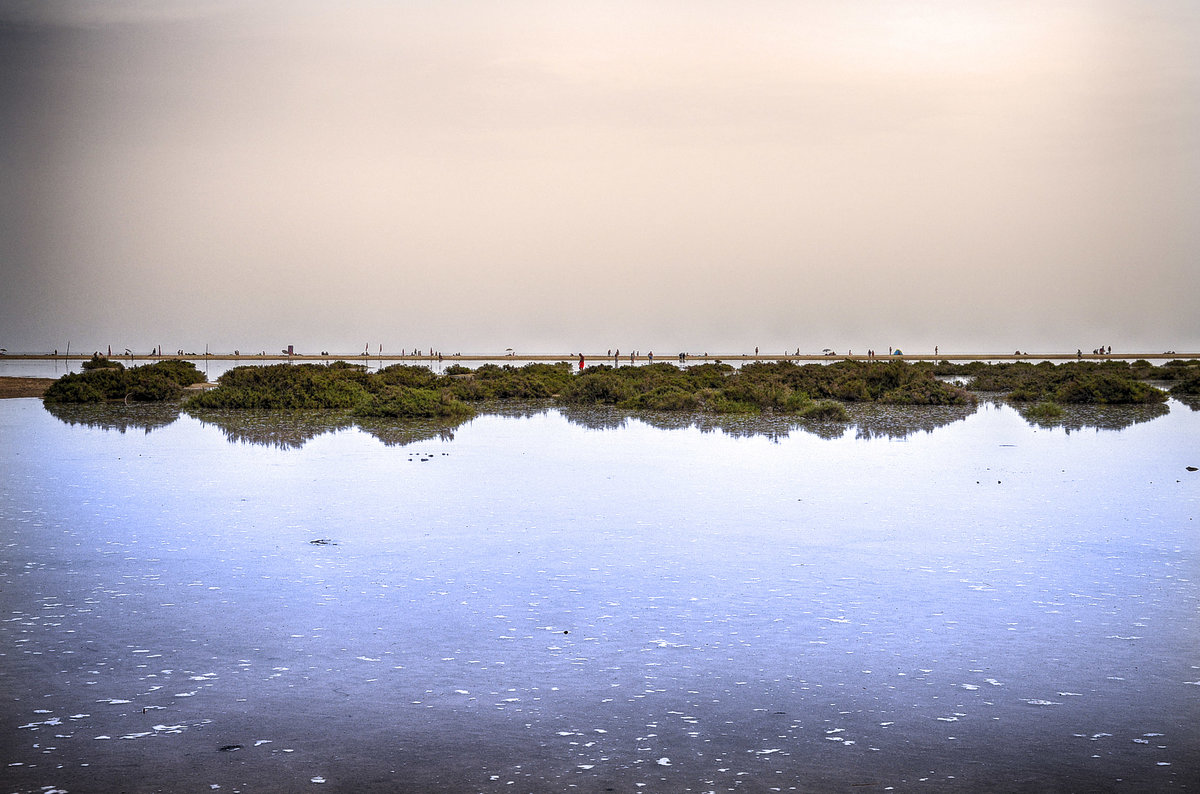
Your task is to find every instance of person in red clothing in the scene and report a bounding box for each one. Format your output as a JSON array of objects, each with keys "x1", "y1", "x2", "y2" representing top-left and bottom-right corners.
[{"x1": 578, "y1": 354, "x2": 585, "y2": 371}]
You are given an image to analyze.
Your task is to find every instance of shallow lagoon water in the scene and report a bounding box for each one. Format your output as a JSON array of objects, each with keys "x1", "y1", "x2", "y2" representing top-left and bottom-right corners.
[{"x1": 1, "y1": 398, "x2": 1197, "y2": 792}]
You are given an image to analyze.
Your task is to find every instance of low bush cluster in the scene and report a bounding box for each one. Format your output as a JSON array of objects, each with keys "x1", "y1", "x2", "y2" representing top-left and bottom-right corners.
[
  {"x1": 80, "y1": 354, "x2": 124, "y2": 371},
  {"x1": 182, "y1": 363, "x2": 475, "y2": 419},
  {"x1": 934, "y1": 359, "x2": 1174, "y2": 404},
  {"x1": 45, "y1": 357, "x2": 1177, "y2": 415},
  {"x1": 1168, "y1": 370, "x2": 1200, "y2": 396},
  {"x1": 42, "y1": 360, "x2": 206, "y2": 404}
]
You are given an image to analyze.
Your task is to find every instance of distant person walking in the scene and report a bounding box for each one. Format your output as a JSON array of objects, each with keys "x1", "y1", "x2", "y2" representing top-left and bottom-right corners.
[{"x1": 579, "y1": 354, "x2": 585, "y2": 371}]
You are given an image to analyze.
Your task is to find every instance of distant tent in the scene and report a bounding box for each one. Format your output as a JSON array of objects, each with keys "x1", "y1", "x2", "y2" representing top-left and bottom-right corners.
[{"x1": 893, "y1": 349, "x2": 903, "y2": 355}]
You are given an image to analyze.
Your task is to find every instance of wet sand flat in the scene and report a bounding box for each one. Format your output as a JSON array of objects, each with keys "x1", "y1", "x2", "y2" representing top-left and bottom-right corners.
[{"x1": 0, "y1": 376, "x2": 53, "y2": 398}]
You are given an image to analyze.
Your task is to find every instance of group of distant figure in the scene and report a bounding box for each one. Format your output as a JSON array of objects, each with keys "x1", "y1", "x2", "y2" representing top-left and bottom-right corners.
[{"x1": 52, "y1": 343, "x2": 1193, "y2": 366}]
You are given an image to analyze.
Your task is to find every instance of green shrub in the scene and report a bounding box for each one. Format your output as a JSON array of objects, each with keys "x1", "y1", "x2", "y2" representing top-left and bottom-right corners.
[
  {"x1": 186, "y1": 363, "x2": 371, "y2": 409},
  {"x1": 125, "y1": 371, "x2": 183, "y2": 402},
  {"x1": 1169, "y1": 371, "x2": 1200, "y2": 396},
  {"x1": 1051, "y1": 373, "x2": 1166, "y2": 404},
  {"x1": 42, "y1": 375, "x2": 107, "y2": 404},
  {"x1": 81, "y1": 354, "x2": 123, "y2": 371},
  {"x1": 43, "y1": 359, "x2": 203, "y2": 404},
  {"x1": 355, "y1": 387, "x2": 475, "y2": 419},
  {"x1": 560, "y1": 371, "x2": 634, "y2": 405},
  {"x1": 623, "y1": 386, "x2": 702, "y2": 411},
  {"x1": 375, "y1": 364, "x2": 438, "y2": 388},
  {"x1": 143, "y1": 359, "x2": 206, "y2": 386}
]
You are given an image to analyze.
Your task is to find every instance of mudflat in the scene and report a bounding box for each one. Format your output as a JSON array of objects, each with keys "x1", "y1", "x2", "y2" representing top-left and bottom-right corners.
[{"x1": 0, "y1": 377, "x2": 54, "y2": 398}]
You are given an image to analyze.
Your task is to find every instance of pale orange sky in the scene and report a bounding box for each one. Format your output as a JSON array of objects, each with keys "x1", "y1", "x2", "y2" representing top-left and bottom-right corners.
[{"x1": 2, "y1": 0, "x2": 1198, "y2": 355}]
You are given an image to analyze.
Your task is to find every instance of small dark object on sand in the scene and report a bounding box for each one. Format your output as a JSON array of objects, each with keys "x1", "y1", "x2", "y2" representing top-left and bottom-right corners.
[
  {"x1": 218, "y1": 745, "x2": 243, "y2": 752},
  {"x1": 1188, "y1": 466, "x2": 1198, "y2": 472},
  {"x1": 309, "y1": 538, "x2": 336, "y2": 545}
]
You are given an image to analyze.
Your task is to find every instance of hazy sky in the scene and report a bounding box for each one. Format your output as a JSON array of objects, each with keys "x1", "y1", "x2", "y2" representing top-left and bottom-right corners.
[{"x1": 2, "y1": 0, "x2": 1197, "y2": 355}]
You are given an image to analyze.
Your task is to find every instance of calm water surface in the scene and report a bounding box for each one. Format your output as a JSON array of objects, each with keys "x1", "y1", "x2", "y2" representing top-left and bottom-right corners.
[{"x1": 1, "y1": 398, "x2": 1197, "y2": 793}]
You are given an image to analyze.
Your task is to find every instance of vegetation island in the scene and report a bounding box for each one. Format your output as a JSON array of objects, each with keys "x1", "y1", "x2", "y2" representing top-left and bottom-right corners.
[{"x1": 39, "y1": 355, "x2": 1200, "y2": 423}]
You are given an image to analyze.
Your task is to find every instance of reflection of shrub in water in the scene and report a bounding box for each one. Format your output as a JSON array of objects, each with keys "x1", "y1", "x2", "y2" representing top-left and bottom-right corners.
[
  {"x1": 1023, "y1": 401, "x2": 1065, "y2": 421},
  {"x1": 355, "y1": 419, "x2": 468, "y2": 448},
  {"x1": 560, "y1": 404, "x2": 871, "y2": 443},
  {"x1": 850, "y1": 403, "x2": 980, "y2": 441},
  {"x1": 1017, "y1": 402, "x2": 1170, "y2": 432},
  {"x1": 801, "y1": 400, "x2": 850, "y2": 421},
  {"x1": 187, "y1": 409, "x2": 353, "y2": 450},
  {"x1": 45, "y1": 402, "x2": 180, "y2": 434},
  {"x1": 555, "y1": 405, "x2": 629, "y2": 432},
  {"x1": 1170, "y1": 394, "x2": 1200, "y2": 412},
  {"x1": 189, "y1": 408, "x2": 473, "y2": 449}
]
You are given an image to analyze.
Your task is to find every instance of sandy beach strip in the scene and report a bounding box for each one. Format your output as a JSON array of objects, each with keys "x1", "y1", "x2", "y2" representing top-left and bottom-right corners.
[{"x1": 0, "y1": 377, "x2": 55, "y2": 399}]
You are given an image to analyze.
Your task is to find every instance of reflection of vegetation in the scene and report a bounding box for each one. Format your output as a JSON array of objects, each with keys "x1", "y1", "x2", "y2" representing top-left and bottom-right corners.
[
  {"x1": 43, "y1": 360, "x2": 206, "y2": 403},
  {"x1": 44, "y1": 391, "x2": 1176, "y2": 448},
  {"x1": 848, "y1": 403, "x2": 980, "y2": 440},
  {"x1": 186, "y1": 409, "x2": 355, "y2": 450},
  {"x1": 556, "y1": 402, "x2": 964, "y2": 442},
  {"x1": 802, "y1": 400, "x2": 850, "y2": 421},
  {"x1": 555, "y1": 405, "x2": 630, "y2": 432},
  {"x1": 1023, "y1": 401, "x2": 1065, "y2": 421},
  {"x1": 1016, "y1": 401, "x2": 1170, "y2": 432},
  {"x1": 1170, "y1": 394, "x2": 1200, "y2": 412},
  {"x1": 44, "y1": 402, "x2": 181, "y2": 434},
  {"x1": 355, "y1": 417, "x2": 469, "y2": 447},
  {"x1": 185, "y1": 408, "x2": 474, "y2": 450}
]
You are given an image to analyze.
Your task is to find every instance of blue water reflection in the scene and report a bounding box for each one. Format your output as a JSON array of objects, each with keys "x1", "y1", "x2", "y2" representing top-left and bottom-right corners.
[{"x1": 2, "y1": 398, "x2": 1197, "y2": 792}]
